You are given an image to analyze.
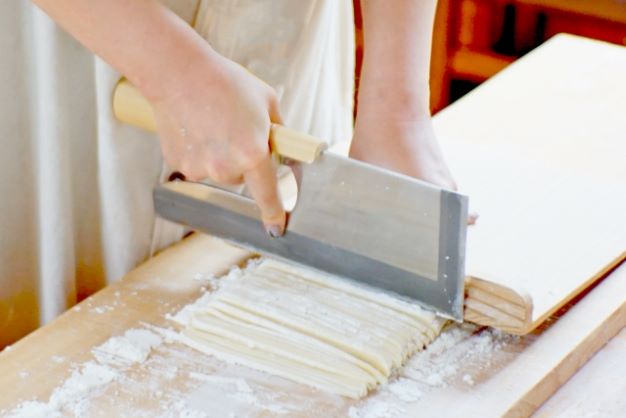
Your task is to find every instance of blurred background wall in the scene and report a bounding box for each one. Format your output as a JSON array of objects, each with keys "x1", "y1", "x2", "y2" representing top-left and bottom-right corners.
[{"x1": 354, "y1": 0, "x2": 626, "y2": 115}]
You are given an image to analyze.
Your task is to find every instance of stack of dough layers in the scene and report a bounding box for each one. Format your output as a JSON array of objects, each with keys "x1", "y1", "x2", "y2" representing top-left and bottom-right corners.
[{"x1": 181, "y1": 259, "x2": 445, "y2": 399}]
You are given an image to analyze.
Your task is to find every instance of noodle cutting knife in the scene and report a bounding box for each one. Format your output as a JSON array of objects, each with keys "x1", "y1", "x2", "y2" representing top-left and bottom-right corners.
[{"x1": 113, "y1": 80, "x2": 468, "y2": 320}]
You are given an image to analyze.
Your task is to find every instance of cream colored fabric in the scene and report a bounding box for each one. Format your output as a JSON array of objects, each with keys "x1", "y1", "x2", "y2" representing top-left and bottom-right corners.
[
  {"x1": 181, "y1": 259, "x2": 443, "y2": 398},
  {"x1": 0, "y1": 0, "x2": 354, "y2": 347},
  {"x1": 194, "y1": 0, "x2": 354, "y2": 146},
  {"x1": 0, "y1": 3, "x2": 168, "y2": 346}
]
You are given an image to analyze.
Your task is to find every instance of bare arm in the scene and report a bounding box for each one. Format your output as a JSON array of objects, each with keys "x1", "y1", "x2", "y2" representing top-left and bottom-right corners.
[
  {"x1": 33, "y1": 0, "x2": 286, "y2": 236},
  {"x1": 352, "y1": 0, "x2": 457, "y2": 190},
  {"x1": 33, "y1": 0, "x2": 205, "y2": 101}
]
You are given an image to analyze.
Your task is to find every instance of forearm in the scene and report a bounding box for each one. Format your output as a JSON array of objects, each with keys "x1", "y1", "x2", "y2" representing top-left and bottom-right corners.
[
  {"x1": 352, "y1": 1, "x2": 457, "y2": 190},
  {"x1": 32, "y1": 0, "x2": 217, "y2": 101},
  {"x1": 358, "y1": 0, "x2": 438, "y2": 119}
]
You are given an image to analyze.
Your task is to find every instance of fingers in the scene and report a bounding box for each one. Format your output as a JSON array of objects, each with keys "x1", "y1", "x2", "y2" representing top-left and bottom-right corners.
[
  {"x1": 243, "y1": 153, "x2": 286, "y2": 237},
  {"x1": 268, "y1": 93, "x2": 283, "y2": 125},
  {"x1": 467, "y1": 211, "x2": 479, "y2": 226},
  {"x1": 154, "y1": 77, "x2": 286, "y2": 238},
  {"x1": 159, "y1": 125, "x2": 244, "y2": 184},
  {"x1": 241, "y1": 89, "x2": 285, "y2": 236}
]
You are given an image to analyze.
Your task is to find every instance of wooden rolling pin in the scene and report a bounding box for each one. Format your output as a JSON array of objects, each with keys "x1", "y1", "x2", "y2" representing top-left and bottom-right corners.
[{"x1": 112, "y1": 78, "x2": 326, "y2": 164}]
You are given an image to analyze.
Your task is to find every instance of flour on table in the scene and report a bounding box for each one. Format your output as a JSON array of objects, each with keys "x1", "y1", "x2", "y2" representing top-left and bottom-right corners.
[
  {"x1": 51, "y1": 355, "x2": 66, "y2": 364},
  {"x1": 386, "y1": 378, "x2": 423, "y2": 402},
  {"x1": 6, "y1": 362, "x2": 118, "y2": 418},
  {"x1": 3, "y1": 260, "x2": 520, "y2": 418},
  {"x1": 92, "y1": 329, "x2": 162, "y2": 367},
  {"x1": 185, "y1": 372, "x2": 291, "y2": 415},
  {"x1": 2, "y1": 263, "x2": 298, "y2": 418},
  {"x1": 90, "y1": 305, "x2": 113, "y2": 314},
  {"x1": 4, "y1": 329, "x2": 161, "y2": 418},
  {"x1": 347, "y1": 324, "x2": 520, "y2": 417}
]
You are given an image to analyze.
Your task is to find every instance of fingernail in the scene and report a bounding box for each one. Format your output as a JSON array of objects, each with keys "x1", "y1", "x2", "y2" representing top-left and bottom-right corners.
[{"x1": 266, "y1": 224, "x2": 284, "y2": 238}]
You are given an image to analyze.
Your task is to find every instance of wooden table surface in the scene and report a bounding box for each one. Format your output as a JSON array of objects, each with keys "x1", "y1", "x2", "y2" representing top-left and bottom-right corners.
[
  {"x1": 0, "y1": 233, "x2": 623, "y2": 417},
  {"x1": 1, "y1": 34, "x2": 625, "y2": 417},
  {"x1": 534, "y1": 326, "x2": 626, "y2": 417}
]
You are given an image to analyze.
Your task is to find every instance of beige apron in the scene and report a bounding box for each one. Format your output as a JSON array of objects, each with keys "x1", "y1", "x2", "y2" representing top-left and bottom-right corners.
[{"x1": 0, "y1": 0, "x2": 353, "y2": 347}]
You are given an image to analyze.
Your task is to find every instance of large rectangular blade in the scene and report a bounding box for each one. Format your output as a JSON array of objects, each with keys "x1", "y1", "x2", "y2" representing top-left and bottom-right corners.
[{"x1": 154, "y1": 153, "x2": 468, "y2": 320}]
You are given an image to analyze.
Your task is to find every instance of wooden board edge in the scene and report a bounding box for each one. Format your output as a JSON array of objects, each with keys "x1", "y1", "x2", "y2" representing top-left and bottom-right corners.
[
  {"x1": 503, "y1": 269, "x2": 626, "y2": 417},
  {"x1": 464, "y1": 252, "x2": 626, "y2": 335},
  {"x1": 527, "y1": 252, "x2": 626, "y2": 332}
]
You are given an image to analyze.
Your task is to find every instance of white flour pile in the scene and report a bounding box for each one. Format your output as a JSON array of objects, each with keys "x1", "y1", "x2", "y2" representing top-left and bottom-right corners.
[{"x1": 4, "y1": 329, "x2": 162, "y2": 418}]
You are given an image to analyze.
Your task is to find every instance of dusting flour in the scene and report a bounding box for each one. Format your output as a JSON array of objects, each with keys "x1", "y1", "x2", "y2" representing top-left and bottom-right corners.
[
  {"x1": 4, "y1": 329, "x2": 161, "y2": 417},
  {"x1": 6, "y1": 362, "x2": 118, "y2": 418},
  {"x1": 1, "y1": 263, "x2": 285, "y2": 418},
  {"x1": 2, "y1": 261, "x2": 521, "y2": 417},
  {"x1": 92, "y1": 329, "x2": 162, "y2": 367},
  {"x1": 346, "y1": 324, "x2": 520, "y2": 418}
]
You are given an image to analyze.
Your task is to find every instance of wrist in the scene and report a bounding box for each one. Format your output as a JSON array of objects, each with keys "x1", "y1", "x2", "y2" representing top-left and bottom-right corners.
[
  {"x1": 357, "y1": 75, "x2": 431, "y2": 122},
  {"x1": 141, "y1": 47, "x2": 224, "y2": 106},
  {"x1": 353, "y1": 102, "x2": 435, "y2": 152}
]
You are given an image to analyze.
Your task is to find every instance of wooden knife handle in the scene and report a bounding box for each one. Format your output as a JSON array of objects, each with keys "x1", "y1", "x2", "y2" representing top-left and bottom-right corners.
[{"x1": 112, "y1": 78, "x2": 326, "y2": 163}]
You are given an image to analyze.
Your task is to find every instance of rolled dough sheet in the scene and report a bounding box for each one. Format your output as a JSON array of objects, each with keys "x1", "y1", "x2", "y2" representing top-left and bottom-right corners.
[{"x1": 177, "y1": 259, "x2": 445, "y2": 399}]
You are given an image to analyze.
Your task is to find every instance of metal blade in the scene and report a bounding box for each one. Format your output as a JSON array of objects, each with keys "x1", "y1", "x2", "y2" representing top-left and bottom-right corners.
[{"x1": 154, "y1": 153, "x2": 468, "y2": 320}]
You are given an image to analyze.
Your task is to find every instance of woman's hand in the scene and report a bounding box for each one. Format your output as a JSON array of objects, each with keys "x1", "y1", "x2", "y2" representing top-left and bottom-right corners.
[
  {"x1": 351, "y1": 114, "x2": 478, "y2": 224},
  {"x1": 31, "y1": 0, "x2": 286, "y2": 236},
  {"x1": 351, "y1": 110, "x2": 478, "y2": 225},
  {"x1": 149, "y1": 52, "x2": 286, "y2": 237},
  {"x1": 354, "y1": 0, "x2": 454, "y2": 189},
  {"x1": 354, "y1": 1, "x2": 476, "y2": 224}
]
